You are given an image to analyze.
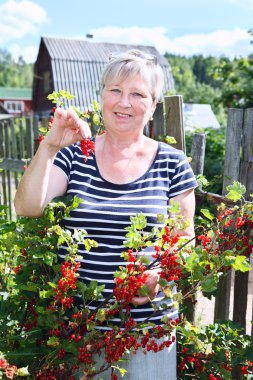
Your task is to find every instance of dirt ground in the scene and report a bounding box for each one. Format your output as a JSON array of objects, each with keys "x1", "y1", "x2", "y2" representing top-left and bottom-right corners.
[{"x1": 195, "y1": 256, "x2": 253, "y2": 335}]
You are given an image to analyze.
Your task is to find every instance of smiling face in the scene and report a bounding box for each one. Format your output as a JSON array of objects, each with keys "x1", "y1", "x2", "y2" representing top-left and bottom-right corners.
[{"x1": 101, "y1": 74, "x2": 156, "y2": 135}]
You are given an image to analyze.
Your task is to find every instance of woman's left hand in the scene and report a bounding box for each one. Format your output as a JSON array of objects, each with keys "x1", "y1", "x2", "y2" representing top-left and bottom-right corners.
[{"x1": 131, "y1": 269, "x2": 160, "y2": 306}]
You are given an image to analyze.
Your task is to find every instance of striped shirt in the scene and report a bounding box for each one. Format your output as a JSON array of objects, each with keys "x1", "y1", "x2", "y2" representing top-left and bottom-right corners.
[{"x1": 54, "y1": 141, "x2": 198, "y2": 329}]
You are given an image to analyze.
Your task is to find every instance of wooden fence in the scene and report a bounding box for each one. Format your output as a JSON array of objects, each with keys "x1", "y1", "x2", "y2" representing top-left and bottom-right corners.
[{"x1": 0, "y1": 96, "x2": 253, "y2": 340}]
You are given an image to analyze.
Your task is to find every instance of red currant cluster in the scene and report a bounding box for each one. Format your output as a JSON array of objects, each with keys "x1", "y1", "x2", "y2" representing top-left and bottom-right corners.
[
  {"x1": 161, "y1": 226, "x2": 180, "y2": 246},
  {"x1": 77, "y1": 344, "x2": 93, "y2": 364},
  {"x1": 53, "y1": 261, "x2": 80, "y2": 309},
  {"x1": 152, "y1": 245, "x2": 181, "y2": 282},
  {"x1": 35, "y1": 363, "x2": 75, "y2": 380},
  {"x1": 113, "y1": 272, "x2": 147, "y2": 307},
  {"x1": 80, "y1": 138, "x2": 95, "y2": 161}
]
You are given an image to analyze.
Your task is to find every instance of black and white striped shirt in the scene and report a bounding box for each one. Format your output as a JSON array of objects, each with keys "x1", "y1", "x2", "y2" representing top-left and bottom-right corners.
[{"x1": 54, "y1": 141, "x2": 197, "y2": 328}]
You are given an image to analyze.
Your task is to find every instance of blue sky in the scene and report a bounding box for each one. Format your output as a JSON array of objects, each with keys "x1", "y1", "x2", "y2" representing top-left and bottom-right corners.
[{"x1": 0, "y1": 0, "x2": 253, "y2": 62}]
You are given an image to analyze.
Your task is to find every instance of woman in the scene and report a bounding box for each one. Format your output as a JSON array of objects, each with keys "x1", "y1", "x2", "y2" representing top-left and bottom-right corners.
[{"x1": 14, "y1": 50, "x2": 197, "y2": 379}]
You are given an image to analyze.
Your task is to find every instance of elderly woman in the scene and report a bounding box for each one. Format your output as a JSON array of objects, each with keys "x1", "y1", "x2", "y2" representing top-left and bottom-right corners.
[{"x1": 14, "y1": 50, "x2": 197, "y2": 379}]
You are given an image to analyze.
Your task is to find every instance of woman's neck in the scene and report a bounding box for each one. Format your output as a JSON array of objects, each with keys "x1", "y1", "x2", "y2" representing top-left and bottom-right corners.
[{"x1": 102, "y1": 131, "x2": 146, "y2": 152}]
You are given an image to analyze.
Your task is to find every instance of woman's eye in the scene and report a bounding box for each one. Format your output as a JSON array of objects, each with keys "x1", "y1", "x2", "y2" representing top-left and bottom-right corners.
[
  {"x1": 132, "y1": 92, "x2": 143, "y2": 97},
  {"x1": 111, "y1": 88, "x2": 120, "y2": 93}
]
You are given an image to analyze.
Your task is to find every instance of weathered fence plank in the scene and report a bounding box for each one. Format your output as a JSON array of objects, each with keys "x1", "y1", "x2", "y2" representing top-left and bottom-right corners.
[
  {"x1": 190, "y1": 133, "x2": 206, "y2": 176},
  {"x1": 214, "y1": 108, "x2": 244, "y2": 322},
  {"x1": 153, "y1": 102, "x2": 165, "y2": 138},
  {"x1": 164, "y1": 95, "x2": 185, "y2": 152},
  {"x1": 233, "y1": 108, "x2": 253, "y2": 331},
  {"x1": 222, "y1": 108, "x2": 244, "y2": 191}
]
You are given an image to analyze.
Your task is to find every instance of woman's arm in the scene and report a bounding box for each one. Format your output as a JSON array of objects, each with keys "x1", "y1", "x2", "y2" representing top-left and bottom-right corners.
[{"x1": 14, "y1": 108, "x2": 91, "y2": 217}]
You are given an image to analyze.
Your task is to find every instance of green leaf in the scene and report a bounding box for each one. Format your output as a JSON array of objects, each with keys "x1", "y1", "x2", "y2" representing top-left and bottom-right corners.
[
  {"x1": 139, "y1": 284, "x2": 150, "y2": 296},
  {"x1": 232, "y1": 255, "x2": 251, "y2": 272},
  {"x1": 200, "y1": 208, "x2": 214, "y2": 221},
  {"x1": 184, "y1": 250, "x2": 198, "y2": 270},
  {"x1": 47, "y1": 336, "x2": 60, "y2": 347},
  {"x1": 59, "y1": 90, "x2": 75, "y2": 100},
  {"x1": 96, "y1": 308, "x2": 106, "y2": 322},
  {"x1": 226, "y1": 181, "x2": 246, "y2": 202},
  {"x1": 47, "y1": 282, "x2": 57, "y2": 288},
  {"x1": 17, "y1": 366, "x2": 30, "y2": 376},
  {"x1": 158, "y1": 278, "x2": 168, "y2": 287},
  {"x1": 19, "y1": 283, "x2": 39, "y2": 292},
  {"x1": 92, "y1": 113, "x2": 100, "y2": 126},
  {"x1": 111, "y1": 365, "x2": 128, "y2": 377},
  {"x1": 157, "y1": 213, "x2": 165, "y2": 223},
  {"x1": 201, "y1": 277, "x2": 218, "y2": 293},
  {"x1": 39, "y1": 127, "x2": 48, "y2": 134},
  {"x1": 39, "y1": 289, "x2": 54, "y2": 299},
  {"x1": 130, "y1": 213, "x2": 147, "y2": 230},
  {"x1": 139, "y1": 255, "x2": 151, "y2": 265},
  {"x1": 91, "y1": 100, "x2": 100, "y2": 112},
  {"x1": 163, "y1": 135, "x2": 177, "y2": 145},
  {"x1": 168, "y1": 200, "x2": 181, "y2": 214}
]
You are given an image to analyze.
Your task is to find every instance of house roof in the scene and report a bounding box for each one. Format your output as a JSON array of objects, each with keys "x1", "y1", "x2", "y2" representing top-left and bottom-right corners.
[
  {"x1": 34, "y1": 37, "x2": 174, "y2": 112},
  {"x1": 183, "y1": 103, "x2": 220, "y2": 130},
  {"x1": 0, "y1": 87, "x2": 32, "y2": 100},
  {"x1": 42, "y1": 37, "x2": 171, "y2": 67}
]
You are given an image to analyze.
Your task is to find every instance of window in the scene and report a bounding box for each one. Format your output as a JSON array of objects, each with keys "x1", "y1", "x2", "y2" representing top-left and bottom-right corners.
[{"x1": 4, "y1": 100, "x2": 24, "y2": 113}]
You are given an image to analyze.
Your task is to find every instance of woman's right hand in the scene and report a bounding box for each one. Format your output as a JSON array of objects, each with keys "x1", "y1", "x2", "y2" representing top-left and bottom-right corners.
[{"x1": 44, "y1": 108, "x2": 92, "y2": 151}]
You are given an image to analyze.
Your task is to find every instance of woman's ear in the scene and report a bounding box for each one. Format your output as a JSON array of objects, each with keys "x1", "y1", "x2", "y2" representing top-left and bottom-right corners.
[{"x1": 150, "y1": 100, "x2": 157, "y2": 118}]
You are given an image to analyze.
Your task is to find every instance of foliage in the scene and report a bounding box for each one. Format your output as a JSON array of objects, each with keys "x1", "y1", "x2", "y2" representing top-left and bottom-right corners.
[
  {"x1": 165, "y1": 53, "x2": 226, "y2": 125},
  {"x1": 0, "y1": 49, "x2": 33, "y2": 88},
  {"x1": 210, "y1": 54, "x2": 253, "y2": 109},
  {"x1": 177, "y1": 321, "x2": 253, "y2": 379},
  {"x1": 166, "y1": 49, "x2": 253, "y2": 124},
  {"x1": 0, "y1": 182, "x2": 253, "y2": 379}
]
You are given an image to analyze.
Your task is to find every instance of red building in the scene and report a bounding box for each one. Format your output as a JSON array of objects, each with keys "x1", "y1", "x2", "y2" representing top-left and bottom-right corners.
[{"x1": 0, "y1": 87, "x2": 32, "y2": 116}]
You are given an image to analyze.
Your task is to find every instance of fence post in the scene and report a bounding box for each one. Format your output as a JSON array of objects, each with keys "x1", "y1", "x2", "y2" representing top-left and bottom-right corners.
[
  {"x1": 152, "y1": 101, "x2": 165, "y2": 139},
  {"x1": 214, "y1": 108, "x2": 244, "y2": 322},
  {"x1": 190, "y1": 133, "x2": 206, "y2": 176},
  {"x1": 164, "y1": 95, "x2": 185, "y2": 152},
  {"x1": 233, "y1": 108, "x2": 253, "y2": 331},
  {"x1": 26, "y1": 117, "x2": 34, "y2": 158}
]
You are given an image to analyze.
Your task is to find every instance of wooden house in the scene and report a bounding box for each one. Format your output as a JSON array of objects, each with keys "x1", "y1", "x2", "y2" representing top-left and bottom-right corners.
[
  {"x1": 0, "y1": 87, "x2": 32, "y2": 116},
  {"x1": 32, "y1": 37, "x2": 174, "y2": 116}
]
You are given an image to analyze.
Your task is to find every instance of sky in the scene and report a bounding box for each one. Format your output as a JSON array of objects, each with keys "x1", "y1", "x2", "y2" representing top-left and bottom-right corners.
[{"x1": 0, "y1": 0, "x2": 253, "y2": 63}]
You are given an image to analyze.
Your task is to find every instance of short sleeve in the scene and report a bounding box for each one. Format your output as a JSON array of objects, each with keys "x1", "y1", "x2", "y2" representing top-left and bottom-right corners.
[
  {"x1": 169, "y1": 152, "x2": 198, "y2": 198},
  {"x1": 53, "y1": 144, "x2": 76, "y2": 182}
]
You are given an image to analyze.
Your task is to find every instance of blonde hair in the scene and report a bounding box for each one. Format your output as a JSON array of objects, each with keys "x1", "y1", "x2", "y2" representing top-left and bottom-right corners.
[{"x1": 100, "y1": 50, "x2": 164, "y2": 102}]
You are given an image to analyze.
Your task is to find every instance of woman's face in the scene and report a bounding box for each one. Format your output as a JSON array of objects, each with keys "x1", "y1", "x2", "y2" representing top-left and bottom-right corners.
[{"x1": 101, "y1": 74, "x2": 156, "y2": 135}]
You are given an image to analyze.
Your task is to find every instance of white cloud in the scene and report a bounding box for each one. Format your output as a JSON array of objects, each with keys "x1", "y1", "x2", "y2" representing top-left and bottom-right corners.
[
  {"x1": 226, "y1": 0, "x2": 253, "y2": 10},
  {"x1": 8, "y1": 44, "x2": 38, "y2": 63},
  {"x1": 168, "y1": 28, "x2": 252, "y2": 57},
  {"x1": 0, "y1": 0, "x2": 48, "y2": 44},
  {"x1": 88, "y1": 26, "x2": 252, "y2": 58}
]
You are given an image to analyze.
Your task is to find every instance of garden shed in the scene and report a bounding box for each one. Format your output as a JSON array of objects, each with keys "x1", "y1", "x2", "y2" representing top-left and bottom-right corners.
[{"x1": 32, "y1": 36, "x2": 174, "y2": 116}]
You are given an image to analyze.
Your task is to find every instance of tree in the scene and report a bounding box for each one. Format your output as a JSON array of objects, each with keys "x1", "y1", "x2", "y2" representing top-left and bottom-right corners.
[
  {"x1": 165, "y1": 53, "x2": 226, "y2": 125},
  {"x1": 210, "y1": 55, "x2": 253, "y2": 109},
  {"x1": 0, "y1": 49, "x2": 33, "y2": 88}
]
